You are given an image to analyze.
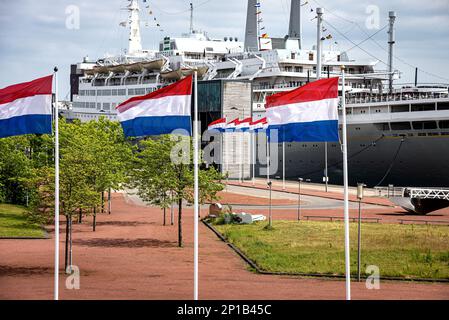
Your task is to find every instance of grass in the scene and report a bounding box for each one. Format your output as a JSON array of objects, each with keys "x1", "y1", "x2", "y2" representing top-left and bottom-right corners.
[
  {"x1": 0, "y1": 203, "x2": 46, "y2": 238},
  {"x1": 214, "y1": 220, "x2": 449, "y2": 280}
]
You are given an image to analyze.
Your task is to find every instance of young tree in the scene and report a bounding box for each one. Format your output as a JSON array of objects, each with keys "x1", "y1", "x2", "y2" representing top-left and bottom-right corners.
[{"x1": 129, "y1": 134, "x2": 225, "y2": 247}]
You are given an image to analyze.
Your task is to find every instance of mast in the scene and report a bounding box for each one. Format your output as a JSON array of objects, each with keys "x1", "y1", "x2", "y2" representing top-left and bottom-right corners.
[
  {"x1": 288, "y1": 0, "x2": 302, "y2": 49},
  {"x1": 190, "y1": 2, "x2": 194, "y2": 34},
  {"x1": 316, "y1": 7, "x2": 324, "y2": 79},
  {"x1": 244, "y1": 0, "x2": 259, "y2": 51},
  {"x1": 128, "y1": 0, "x2": 142, "y2": 54},
  {"x1": 388, "y1": 11, "x2": 396, "y2": 94}
]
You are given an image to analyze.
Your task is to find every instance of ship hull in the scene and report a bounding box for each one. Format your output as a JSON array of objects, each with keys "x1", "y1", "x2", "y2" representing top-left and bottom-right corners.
[{"x1": 258, "y1": 123, "x2": 449, "y2": 188}]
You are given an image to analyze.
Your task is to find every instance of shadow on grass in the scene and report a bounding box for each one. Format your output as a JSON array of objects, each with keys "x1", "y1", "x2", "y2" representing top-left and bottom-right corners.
[{"x1": 73, "y1": 238, "x2": 176, "y2": 248}]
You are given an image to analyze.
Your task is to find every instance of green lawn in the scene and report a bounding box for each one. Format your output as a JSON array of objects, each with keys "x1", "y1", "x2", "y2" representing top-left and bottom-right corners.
[
  {"x1": 214, "y1": 220, "x2": 449, "y2": 280},
  {"x1": 0, "y1": 203, "x2": 46, "y2": 238}
]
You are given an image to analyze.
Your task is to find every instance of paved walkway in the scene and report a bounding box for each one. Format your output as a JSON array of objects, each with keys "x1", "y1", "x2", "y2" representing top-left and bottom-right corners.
[{"x1": 0, "y1": 193, "x2": 448, "y2": 300}]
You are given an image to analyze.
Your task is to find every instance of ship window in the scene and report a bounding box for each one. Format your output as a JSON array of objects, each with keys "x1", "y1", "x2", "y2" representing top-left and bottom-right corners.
[
  {"x1": 374, "y1": 122, "x2": 390, "y2": 131},
  {"x1": 411, "y1": 104, "x2": 435, "y2": 112},
  {"x1": 437, "y1": 102, "x2": 449, "y2": 110},
  {"x1": 439, "y1": 120, "x2": 449, "y2": 129},
  {"x1": 118, "y1": 89, "x2": 126, "y2": 96},
  {"x1": 111, "y1": 89, "x2": 118, "y2": 96},
  {"x1": 391, "y1": 105, "x2": 409, "y2": 113},
  {"x1": 390, "y1": 122, "x2": 411, "y2": 130},
  {"x1": 412, "y1": 121, "x2": 437, "y2": 130},
  {"x1": 308, "y1": 53, "x2": 314, "y2": 61}
]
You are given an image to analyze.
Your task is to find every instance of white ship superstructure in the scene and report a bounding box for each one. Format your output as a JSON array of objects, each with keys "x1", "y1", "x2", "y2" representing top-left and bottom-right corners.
[{"x1": 69, "y1": 0, "x2": 243, "y2": 122}]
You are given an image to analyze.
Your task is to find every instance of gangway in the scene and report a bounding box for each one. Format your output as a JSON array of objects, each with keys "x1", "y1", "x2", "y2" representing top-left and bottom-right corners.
[{"x1": 375, "y1": 186, "x2": 449, "y2": 214}]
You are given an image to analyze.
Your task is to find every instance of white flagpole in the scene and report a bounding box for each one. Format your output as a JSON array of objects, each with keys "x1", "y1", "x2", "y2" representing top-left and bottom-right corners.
[
  {"x1": 53, "y1": 67, "x2": 60, "y2": 300},
  {"x1": 266, "y1": 135, "x2": 269, "y2": 182},
  {"x1": 341, "y1": 66, "x2": 351, "y2": 300},
  {"x1": 252, "y1": 130, "x2": 256, "y2": 186},
  {"x1": 193, "y1": 71, "x2": 199, "y2": 300},
  {"x1": 282, "y1": 141, "x2": 286, "y2": 190}
]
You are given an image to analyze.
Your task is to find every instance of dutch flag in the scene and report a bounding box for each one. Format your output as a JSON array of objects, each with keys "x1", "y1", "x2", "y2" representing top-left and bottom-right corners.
[
  {"x1": 225, "y1": 118, "x2": 240, "y2": 132},
  {"x1": 265, "y1": 77, "x2": 339, "y2": 142},
  {"x1": 117, "y1": 76, "x2": 192, "y2": 137},
  {"x1": 236, "y1": 117, "x2": 252, "y2": 132},
  {"x1": 0, "y1": 75, "x2": 53, "y2": 138},
  {"x1": 207, "y1": 118, "x2": 226, "y2": 132},
  {"x1": 250, "y1": 117, "x2": 267, "y2": 132}
]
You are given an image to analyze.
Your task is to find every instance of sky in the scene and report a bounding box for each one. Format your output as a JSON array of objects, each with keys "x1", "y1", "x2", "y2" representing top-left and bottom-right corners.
[{"x1": 1, "y1": 0, "x2": 448, "y2": 98}]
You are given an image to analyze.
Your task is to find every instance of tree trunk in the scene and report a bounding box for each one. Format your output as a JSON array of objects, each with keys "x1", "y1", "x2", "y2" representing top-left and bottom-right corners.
[
  {"x1": 93, "y1": 207, "x2": 96, "y2": 232},
  {"x1": 69, "y1": 217, "x2": 73, "y2": 273},
  {"x1": 64, "y1": 215, "x2": 69, "y2": 273},
  {"x1": 163, "y1": 207, "x2": 166, "y2": 226},
  {"x1": 101, "y1": 192, "x2": 104, "y2": 213},
  {"x1": 178, "y1": 198, "x2": 182, "y2": 247},
  {"x1": 108, "y1": 188, "x2": 111, "y2": 214},
  {"x1": 78, "y1": 208, "x2": 82, "y2": 223}
]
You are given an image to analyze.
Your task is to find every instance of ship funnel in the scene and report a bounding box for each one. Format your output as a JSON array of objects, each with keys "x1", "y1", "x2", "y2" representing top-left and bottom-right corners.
[
  {"x1": 288, "y1": 0, "x2": 302, "y2": 49},
  {"x1": 244, "y1": 0, "x2": 259, "y2": 51}
]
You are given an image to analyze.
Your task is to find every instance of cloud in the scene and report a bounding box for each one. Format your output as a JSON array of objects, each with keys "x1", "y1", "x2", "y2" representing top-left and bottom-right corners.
[{"x1": 0, "y1": 0, "x2": 448, "y2": 95}]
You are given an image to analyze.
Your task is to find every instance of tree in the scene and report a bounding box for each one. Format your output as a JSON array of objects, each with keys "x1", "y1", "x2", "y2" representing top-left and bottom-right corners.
[
  {"x1": 0, "y1": 136, "x2": 34, "y2": 204},
  {"x1": 129, "y1": 134, "x2": 225, "y2": 247}
]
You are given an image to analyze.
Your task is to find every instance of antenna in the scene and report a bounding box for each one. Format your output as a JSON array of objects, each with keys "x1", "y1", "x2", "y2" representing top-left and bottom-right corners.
[{"x1": 190, "y1": 2, "x2": 194, "y2": 34}]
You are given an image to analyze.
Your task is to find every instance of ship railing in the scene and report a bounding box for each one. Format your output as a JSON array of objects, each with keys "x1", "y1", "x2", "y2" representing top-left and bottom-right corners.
[
  {"x1": 409, "y1": 188, "x2": 449, "y2": 200},
  {"x1": 374, "y1": 187, "x2": 449, "y2": 200},
  {"x1": 374, "y1": 186, "x2": 406, "y2": 198},
  {"x1": 346, "y1": 91, "x2": 449, "y2": 105}
]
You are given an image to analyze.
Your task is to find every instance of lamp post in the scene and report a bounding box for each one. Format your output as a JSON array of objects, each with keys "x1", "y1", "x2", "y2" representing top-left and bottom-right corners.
[
  {"x1": 268, "y1": 181, "x2": 273, "y2": 228},
  {"x1": 297, "y1": 178, "x2": 303, "y2": 221},
  {"x1": 357, "y1": 182, "x2": 366, "y2": 282}
]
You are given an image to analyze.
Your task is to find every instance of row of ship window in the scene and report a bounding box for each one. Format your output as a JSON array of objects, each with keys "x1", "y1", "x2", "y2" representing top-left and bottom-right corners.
[
  {"x1": 76, "y1": 114, "x2": 118, "y2": 120},
  {"x1": 72, "y1": 102, "x2": 117, "y2": 110},
  {"x1": 377, "y1": 120, "x2": 449, "y2": 131},
  {"x1": 78, "y1": 87, "x2": 159, "y2": 97}
]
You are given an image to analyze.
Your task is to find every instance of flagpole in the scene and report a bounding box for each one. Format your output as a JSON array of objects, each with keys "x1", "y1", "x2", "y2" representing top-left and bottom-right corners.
[
  {"x1": 266, "y1": 135, "x2": 269, "y2": 183},
  {"x1": 341, "y1": 66, "x2": 351, "y2": 300},
  {"x1": 193, "y1": 71, "x2": 199, "y2": 301},
  {"x1": 252, "y1": 130, "x2": 256, "y2": 186},
  {"x1": 53, "y1": 67, "x2": 60, "y2": 301},
  {"x1": 282, "y1": 141, "x2": 285, "y2": 190}
]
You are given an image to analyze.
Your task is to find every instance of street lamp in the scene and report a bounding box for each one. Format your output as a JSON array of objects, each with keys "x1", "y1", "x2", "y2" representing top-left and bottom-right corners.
[
  {"x1": 268, "y1": 181, "x2": 273, "y2": 228},
  {"x1": 357, "y1": 182, "x2": 366, "y2": 282},
  {"x1": 297, "y1": 178, "x2": 303, "y2": 221}
]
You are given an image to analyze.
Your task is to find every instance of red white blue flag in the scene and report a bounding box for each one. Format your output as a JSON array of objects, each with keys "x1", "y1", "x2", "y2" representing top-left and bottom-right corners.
[
  {"x1": 236, "y1": 117, "x2": 252, "y2": 132},
  {"x1": 265, "y1": 77, "x2": 339, "y2": 142},
  {"x1": 0, "y1": 75, "x2": 53, "y2": 138},
  {"x1": 117, "y1": 76, "x2": 192, "y2": 137},
  {"x1": 207, "y1": 118, "x2": 226, "y2": 132}
]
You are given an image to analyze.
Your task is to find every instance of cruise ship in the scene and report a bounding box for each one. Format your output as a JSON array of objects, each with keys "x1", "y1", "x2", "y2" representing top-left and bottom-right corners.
[{"x1": 67, "y1": 0, "x2": 449, "y2": 187}]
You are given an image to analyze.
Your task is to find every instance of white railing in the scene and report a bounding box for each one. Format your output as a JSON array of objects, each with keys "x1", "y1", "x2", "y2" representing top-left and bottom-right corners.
[{"x1": 409, "y1": 188, "x2": 449, "y2": 200}]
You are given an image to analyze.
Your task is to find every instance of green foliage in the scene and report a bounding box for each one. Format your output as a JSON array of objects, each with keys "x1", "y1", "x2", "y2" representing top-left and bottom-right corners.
[
  {"x1": 0, "y1": 117, "x2": 133, "y2": 223},
  {"x1": 129, "y1": 134, "x2": 225, "y2": 208}
]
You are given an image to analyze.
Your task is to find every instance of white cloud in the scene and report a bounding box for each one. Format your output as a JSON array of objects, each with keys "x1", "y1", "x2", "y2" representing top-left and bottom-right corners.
[{"x1": 0, "y1": 0, "x2": 448, "y2": 94}]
